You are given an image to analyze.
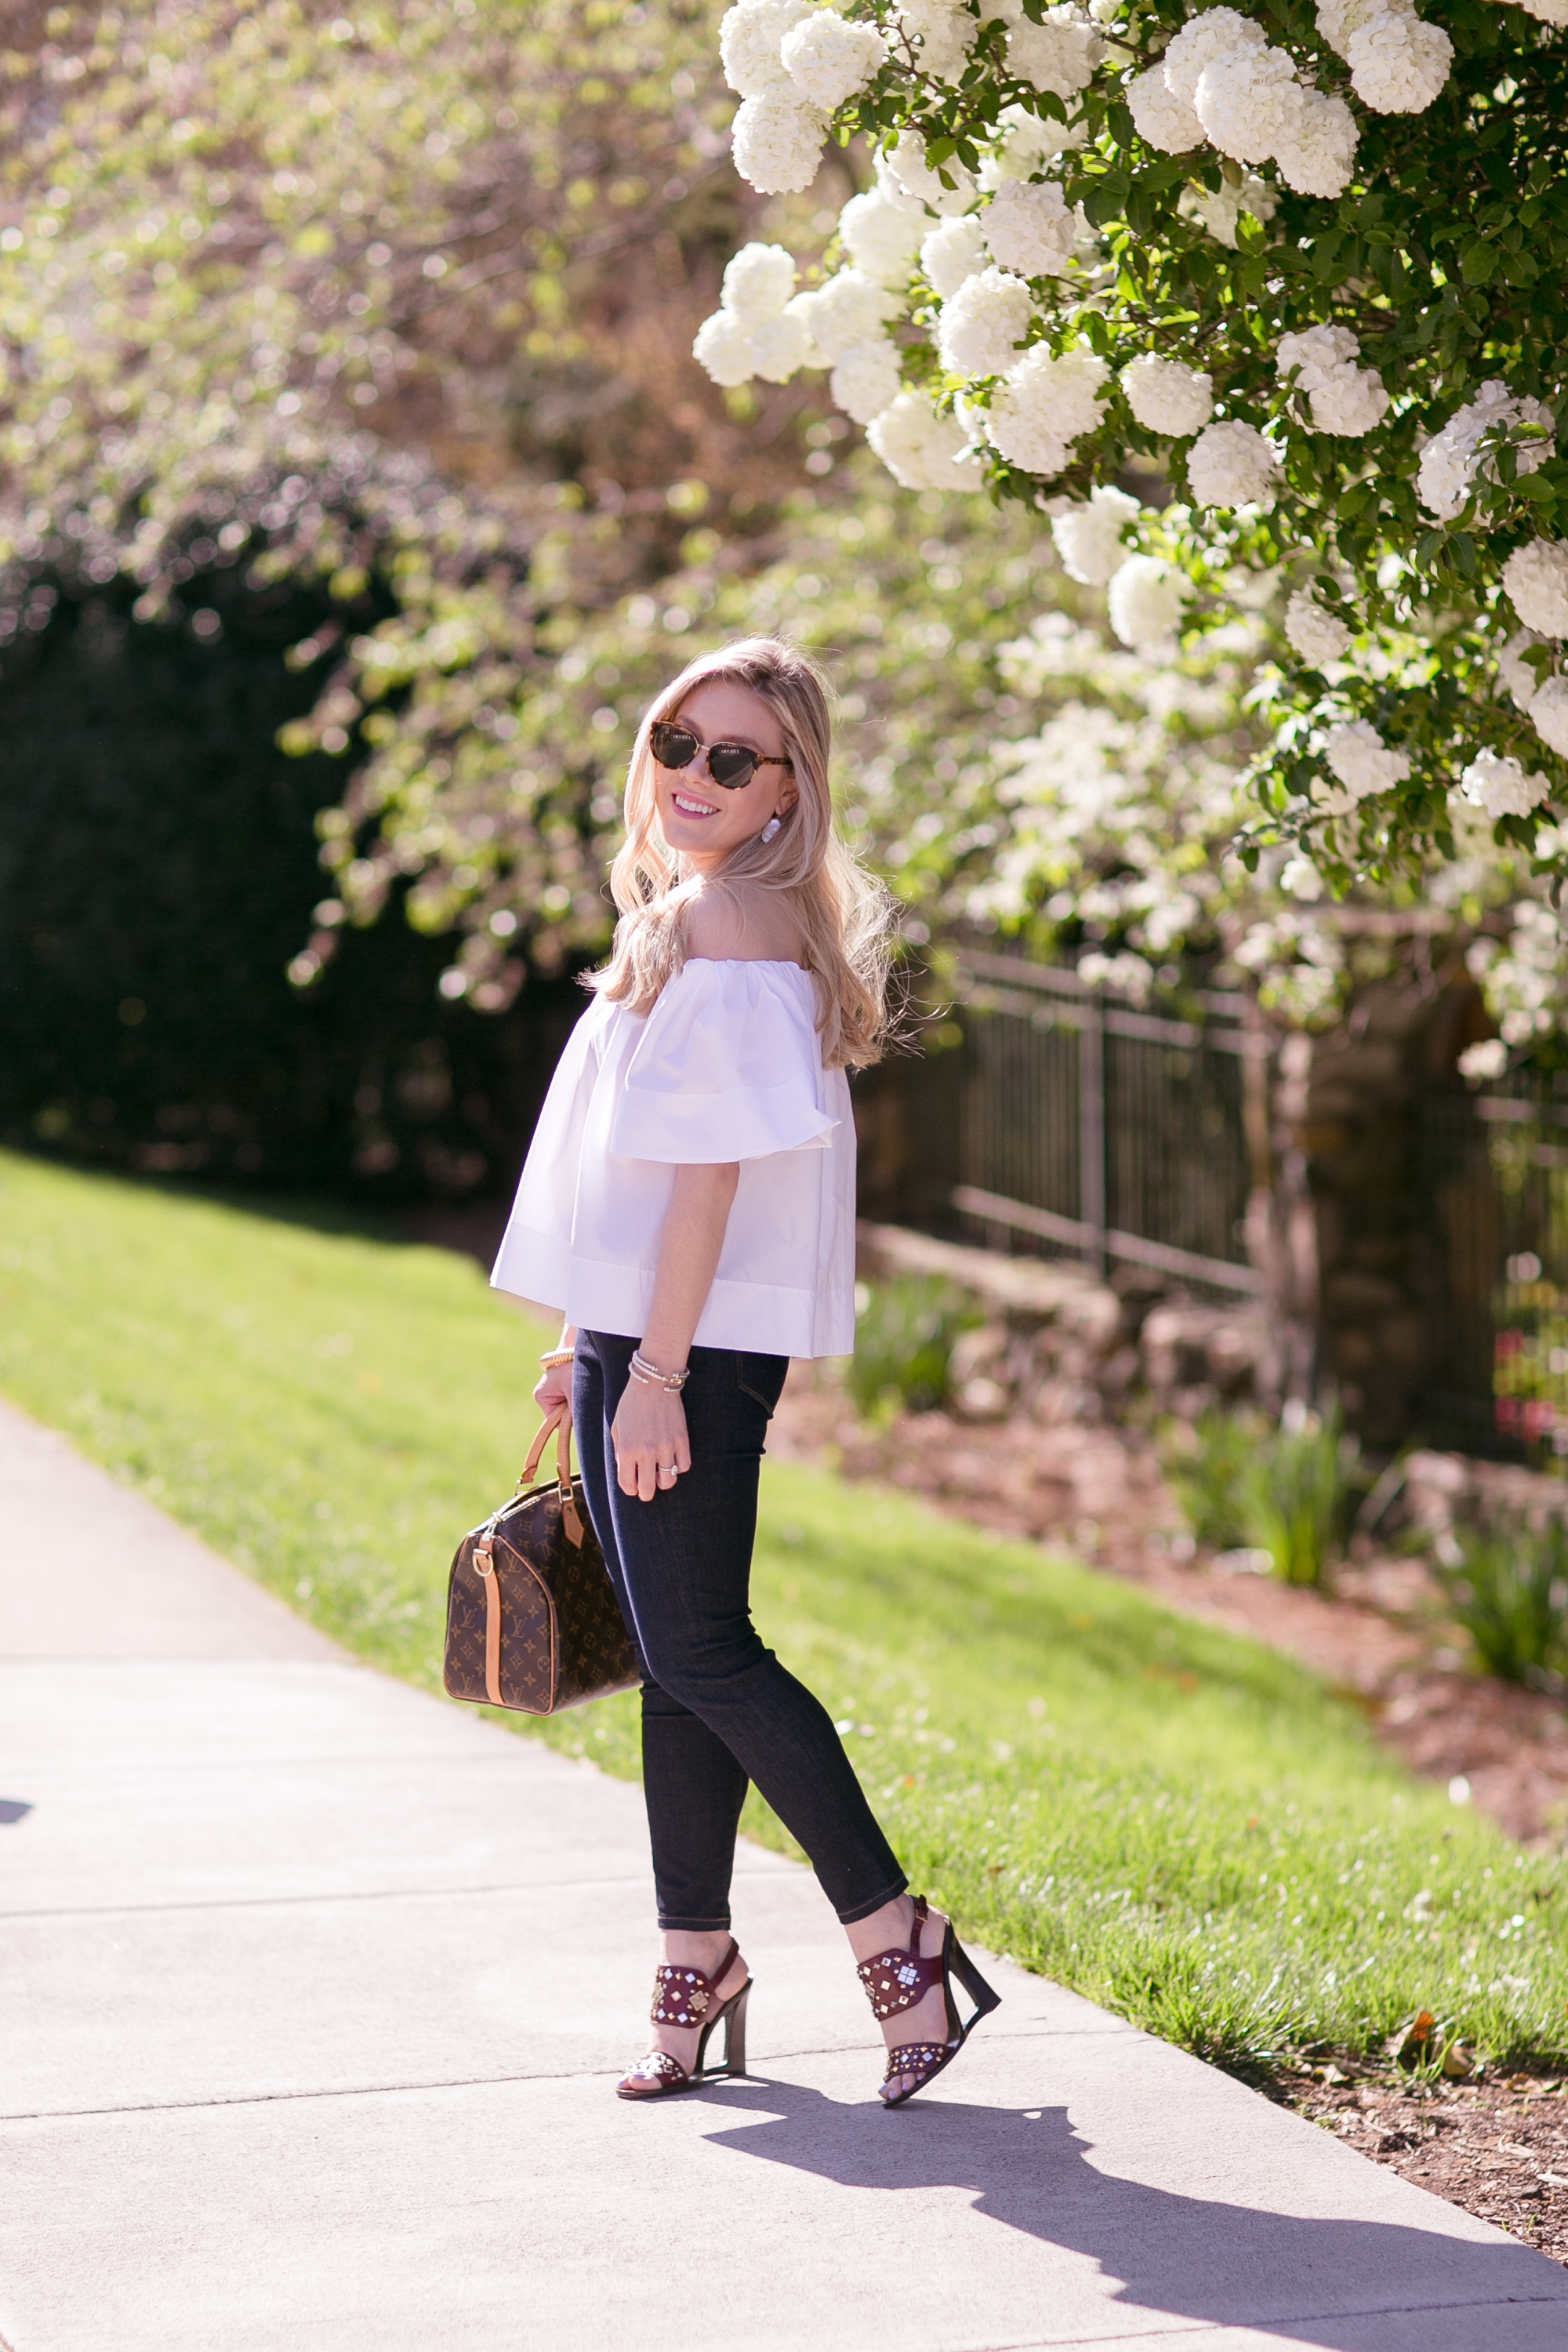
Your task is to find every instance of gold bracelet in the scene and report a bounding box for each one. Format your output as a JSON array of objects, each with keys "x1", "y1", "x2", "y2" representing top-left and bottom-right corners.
[
  {"x1": 629, "y1": 1348, "x2": 689, "y2": 1392},
  {"x1": 539, "y1": 1346, "x2": 576, "y2": 1370}
]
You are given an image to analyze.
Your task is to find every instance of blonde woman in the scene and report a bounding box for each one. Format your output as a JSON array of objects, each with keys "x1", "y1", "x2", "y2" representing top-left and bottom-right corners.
[{"x1": 491, "y1": 636, "x2": 998, "y2": 2106}]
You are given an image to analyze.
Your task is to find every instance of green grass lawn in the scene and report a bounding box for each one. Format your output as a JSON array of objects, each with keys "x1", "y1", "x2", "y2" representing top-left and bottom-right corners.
[{"x1": 2, "y1": 1144, "x2": 1565, "y2": 2079}]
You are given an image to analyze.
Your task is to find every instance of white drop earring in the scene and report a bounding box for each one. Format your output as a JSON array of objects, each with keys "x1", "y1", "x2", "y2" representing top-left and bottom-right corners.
[{"x1": 760, "y1": 815, "x2": 782, "y2": 844}]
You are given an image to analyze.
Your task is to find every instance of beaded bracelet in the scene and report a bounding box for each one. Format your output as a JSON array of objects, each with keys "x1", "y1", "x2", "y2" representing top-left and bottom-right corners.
[
  {"x1": 539, "y1": 1346, "x2": 576, "y2": 1371},
  {"x1": 629, "y1": 1349, "x2": 689, "y2": 1392}
]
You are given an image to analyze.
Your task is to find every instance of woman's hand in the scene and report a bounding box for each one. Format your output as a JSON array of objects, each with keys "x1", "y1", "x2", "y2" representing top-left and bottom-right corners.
[
  {"x1": 532, "y1": 1327, "x2": 577, "y2": 1429},
  {"x1": 532, "y1": 1360, "x2": 575, "y2": 1425},
  {"x1": 612, "y1": 1376, "x2": 691, "y2": 1502}
]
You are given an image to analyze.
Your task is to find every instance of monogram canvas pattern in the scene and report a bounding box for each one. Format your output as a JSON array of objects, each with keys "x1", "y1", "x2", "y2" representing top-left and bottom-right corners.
[{"x1": 443, "y1": 1472, "x2": 639, "y2": 1715}]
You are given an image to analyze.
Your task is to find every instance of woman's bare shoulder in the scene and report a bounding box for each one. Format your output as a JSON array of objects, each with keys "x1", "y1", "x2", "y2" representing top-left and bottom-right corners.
[{"x1": 684, "y1": 887, "x2": 805, "y2": 966}]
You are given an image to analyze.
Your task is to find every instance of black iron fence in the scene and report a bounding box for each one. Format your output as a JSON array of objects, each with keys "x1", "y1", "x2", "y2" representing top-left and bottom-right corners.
[
  {"x1": 945, "y1": 950, "x2": 1265, "y2": 1301},
  {"x1": 855, "y1": 951, "x2": 1568, "y2": 1457}
]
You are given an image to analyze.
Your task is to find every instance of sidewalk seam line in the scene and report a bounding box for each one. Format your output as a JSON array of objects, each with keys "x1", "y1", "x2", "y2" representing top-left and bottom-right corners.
[
  {"x1": 0, "y1": 2035, "x2": 1102, "y2": 2122},
  {"x1": 0, "y1": 1875, "x2": 657, "y2": 1920}
]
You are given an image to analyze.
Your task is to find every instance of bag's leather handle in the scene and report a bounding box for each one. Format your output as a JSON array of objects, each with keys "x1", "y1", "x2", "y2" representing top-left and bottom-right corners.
[
  {"x1": 471, "y1": 1410, "x2": 587, "y2": 1708},
  {"x1": 521, "y1": 1410, "x2": 584, "y2": 1548},
  {"x1": 522, "y1": 1408, "x2": 564, "y2": 1486}
]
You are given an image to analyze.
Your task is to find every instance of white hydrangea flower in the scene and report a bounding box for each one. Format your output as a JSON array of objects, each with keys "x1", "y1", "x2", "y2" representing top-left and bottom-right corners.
[
  {"x1": 829, "y1": 336, "x2": 905, "y2": 424},
  {"x1": 897, "y1": 0, "x2": 975, "y2": 82},
  {"x1": 1315, "y1": 0, "x2": 1411, "y2": 62},
  {"x1": 1285, "y1": 586, "x2": 1352, "y2": 666},
  {"x1": 1458, "y1": 748, "x2": 1552, "y2": 818},
  {"x1": 920, "y1": 213, "x2": 988, "y2": 298},
  {"x1": 1276, "y1": 325, "x2": 1358, "y2": 391},
  {"x1": 720, "y1": 0, "x2": 811, "y2": 97},
  {"x1": 1127, "y1": 63, "x2": 1204, "y2": 152},
  {"x1": 866, "y1": 390, "x2": 981, "y2": 491},
  {"x1": 1276, "y1": 326, "x2": 1389, "y2": 437},
  {"x1": 1309, "y1": 368, "x2": 1391, "y2": 436},
  {"x1": 983, "y1": 179, "x2": 1077, "y2": 278},
  {"x1": 839, "y1": 184, "x2": 928, "y2": 285},
  {"x1": 1160, "y1": 7, "x2": 1265, "y2": 107},
  {"x1": 1325, "y1": 718, "x2": 1410, "y2": 797},
  {"x1": 936, "y1": 266, "x2": 1034, "y2": 376},
  {"x1": 749, "y1": 311, "x2": 818, "y2": 381},
  {"x1": 732, "y1": 89, "x2": 828, "y2": 194},
  {"x1": 694, "y1": 251, "x2": 815, "y2": 385},
  {"x1": 1180, "y1": 172, "x2": 1277, "y2": 247},
  {"x1": 1498, "y1": 631, "x2": 1548, "y2": 707},
  {"x1": 692, "y1": 308, "x2": 766, "y2": 388},
  {"x1": 779, "y1": 9, "x2": 886, "y2": 108},
  {"x1": 1457, "y1": 1037, "x2": 1508, "y2": 1082},
  {"x1": 1005, "y1": 9, "x2": 1103, "y2": 100},
  {"x1": 1531, "y1": 678, "x2": 1568, "y2": 759},
  {"x1": 1280, "y1": 855, "x2": 1325, "y2": 902},
  {"x1": 978, "y1": 103, "x2": 1084, "y2": 189},
  {"x1": 880, "y1": 135, "x2": 976, "y2": 216},
  {"x1": 1432, "y1": 385, "x2": 1555, "y2": 522},
  {"x1": 1194, "y1": 45, "x2": 1305, "y2": 166},
  {"x1": 1051, "y1": 485, "x2": 1142, "y2": 584},
  {"x1": 1417, "y1": 382, "x2": 1556, "y2": 521},
  {"x1": 987, "y1": 344, "x2": 1109, "y2": 476},
  {"x1": 786, "y1": 268, "x2": 901, "y2": 362},
  {"x1": 1347, "y1": 11, "x2": 1452, "y2": 111},
  {"x1": 1187, "y1": 419, "x2": 1279, "y2": 509},
  {"x1": 1272, "y1": 88, "x2": 1358, "y2": 197},
  {"x1": 1121, "y1": 354, "x2": 1214, "y2": 436},
  {"x1": 1510, "y1": 0, "x2": 1568, "y2": 20},
  {"x1": 1107, "y1": 554, "x2": 1192, "y2": 649},
  {"x1": 720, "y1": 241, "x2": 798, "y2": 321}
]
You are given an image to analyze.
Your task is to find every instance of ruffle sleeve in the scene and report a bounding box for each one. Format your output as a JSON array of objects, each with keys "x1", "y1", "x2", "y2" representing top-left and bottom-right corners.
[{"x1": 608, "y1": 959, "x2": 838, "y2": 1164}]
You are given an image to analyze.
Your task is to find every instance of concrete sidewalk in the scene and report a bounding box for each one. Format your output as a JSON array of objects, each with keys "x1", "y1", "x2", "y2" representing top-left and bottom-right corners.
[{"x1": 2, "y1": 1397, "x2": 1566, "y2": 2351}]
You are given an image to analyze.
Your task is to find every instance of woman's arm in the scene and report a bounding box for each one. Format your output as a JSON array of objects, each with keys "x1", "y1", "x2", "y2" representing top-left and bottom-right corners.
[{"x1": 612, "y1": 1160, "x2": 739, "y2": 1501}]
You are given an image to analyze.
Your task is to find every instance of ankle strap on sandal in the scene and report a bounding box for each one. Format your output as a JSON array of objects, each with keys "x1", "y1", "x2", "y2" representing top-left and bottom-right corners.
[
  {"x1": 856, "y1": 1896, "x2": 944, "y2": 2021},
  {"x1": 652, "y1": 1937, "x2": 741, "y2": 2027}
]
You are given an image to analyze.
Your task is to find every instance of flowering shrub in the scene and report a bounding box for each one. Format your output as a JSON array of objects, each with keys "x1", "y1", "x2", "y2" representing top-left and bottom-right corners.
[{"x1": 697, "y1": 0, "x2": 1568, "y2": 895}]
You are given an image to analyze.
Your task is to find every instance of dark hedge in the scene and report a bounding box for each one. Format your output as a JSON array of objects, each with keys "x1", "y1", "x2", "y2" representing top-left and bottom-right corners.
[{"x1": 0, "y1": 561, "x2": 580, "y2": 1203}]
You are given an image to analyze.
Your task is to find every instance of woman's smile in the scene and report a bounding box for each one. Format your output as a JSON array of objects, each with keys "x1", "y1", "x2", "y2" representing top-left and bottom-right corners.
[{"x1": 670, "y1": 786, "x2": 720, "y2": 818}]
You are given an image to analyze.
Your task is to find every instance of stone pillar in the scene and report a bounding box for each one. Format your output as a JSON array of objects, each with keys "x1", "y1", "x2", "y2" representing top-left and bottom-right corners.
[{"x1": 1274, "y1": 971, "x2": 1494, "y2": 1449}]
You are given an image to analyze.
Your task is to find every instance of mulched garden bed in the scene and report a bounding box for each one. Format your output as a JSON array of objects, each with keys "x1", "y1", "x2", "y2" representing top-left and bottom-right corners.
[{"x1": 1274, "y1": 2068, "x2": 1568, "y2": 2266}]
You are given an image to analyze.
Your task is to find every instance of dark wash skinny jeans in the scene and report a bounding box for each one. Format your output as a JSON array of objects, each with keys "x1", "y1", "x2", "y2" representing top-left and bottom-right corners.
[{"x1": 573, "y1": 1330, "x2": 908, "y2": 1933}]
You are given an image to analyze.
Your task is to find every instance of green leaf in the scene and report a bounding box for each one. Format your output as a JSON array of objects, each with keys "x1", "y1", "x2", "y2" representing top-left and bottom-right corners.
[{"x1": 1310, "y1": 231, "x2": 1345, "y2": 284}]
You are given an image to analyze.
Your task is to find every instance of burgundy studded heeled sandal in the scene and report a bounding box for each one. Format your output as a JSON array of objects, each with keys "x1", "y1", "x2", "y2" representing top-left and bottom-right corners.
[
  {"x1": 857, "y1": 1896, "x2": 1001, "y2": 2108},
  {"x1": 616, "y1": 1938, "x2": 752, "y2": 2100}
]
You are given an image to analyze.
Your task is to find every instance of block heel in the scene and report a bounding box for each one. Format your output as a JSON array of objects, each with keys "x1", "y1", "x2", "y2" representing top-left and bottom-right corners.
[
  {"x1": 949, "y1": 1934, "x2": 1002, "y2": 2024},
  {"x1": 718, "y1": 1980, "x2": 749, "y2": 2080}
]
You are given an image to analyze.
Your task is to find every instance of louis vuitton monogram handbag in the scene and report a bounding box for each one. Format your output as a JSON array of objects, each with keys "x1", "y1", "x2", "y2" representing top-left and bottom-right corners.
[{"x1": 443, "y1": 1410, "x2": 639, "y2": 1715}]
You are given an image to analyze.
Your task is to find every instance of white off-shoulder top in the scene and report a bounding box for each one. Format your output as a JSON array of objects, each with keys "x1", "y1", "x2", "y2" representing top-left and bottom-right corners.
[{"x1": 489, "y1": 958, "x2": 856, "y2": 1358}]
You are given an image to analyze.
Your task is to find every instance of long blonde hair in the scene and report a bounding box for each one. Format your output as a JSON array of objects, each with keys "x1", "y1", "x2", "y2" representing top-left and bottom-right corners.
[{"x1": 588, "y1": 637, "x2": 895, "y2": 1069}]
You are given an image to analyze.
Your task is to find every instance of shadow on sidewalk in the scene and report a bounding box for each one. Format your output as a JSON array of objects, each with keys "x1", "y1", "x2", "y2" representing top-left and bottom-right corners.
[{"x1": 694, "y1": 2079, "x2": 1563, "y2": 2342}]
